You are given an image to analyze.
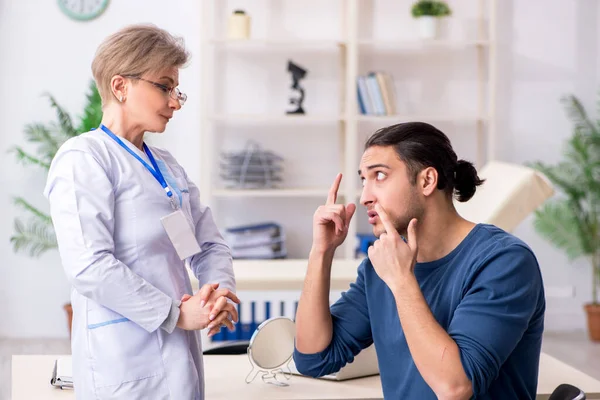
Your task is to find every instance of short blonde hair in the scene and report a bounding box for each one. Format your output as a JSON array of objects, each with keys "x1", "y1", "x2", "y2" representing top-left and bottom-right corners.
[{"x1": 92, "y1": 24, "x2": 189, "y2": 106}]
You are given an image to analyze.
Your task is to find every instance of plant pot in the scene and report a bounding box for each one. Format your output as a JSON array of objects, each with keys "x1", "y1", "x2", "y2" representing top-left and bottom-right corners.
[
  {"x1": 64, "y1": 303, "x2": 73, "y2": 339},
  {"x1": 584, "y1": 303, "x2": 600, "y2": 342},
  {"x1": 418, "y1": 16, "x2": 439, "y2": 40}
]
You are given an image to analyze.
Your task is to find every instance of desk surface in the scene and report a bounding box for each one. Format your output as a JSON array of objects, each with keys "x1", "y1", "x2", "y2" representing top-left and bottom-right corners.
[
  {"x1": 12, "y1": 353, "x2": 600, "y2": 400},
  {"x1": 12, "y1": 354, "x2": 383, "y2": 400}
]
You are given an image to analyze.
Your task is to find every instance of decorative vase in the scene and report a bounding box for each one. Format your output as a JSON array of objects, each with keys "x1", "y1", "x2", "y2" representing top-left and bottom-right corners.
[
  {"x1": 585, "y1": 303, "x2": 600, "y2": 342},
  {"x1": 228, "y1": 10, "x2": 251, "y2": 40},
  {"x1": 418, "y1": 16, "x2": 439, "y2": 40}
]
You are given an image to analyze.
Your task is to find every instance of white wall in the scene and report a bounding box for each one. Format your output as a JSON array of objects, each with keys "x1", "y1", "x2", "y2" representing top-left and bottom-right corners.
[
  {"x1": 499, "y1": 0, "x2": 600, "y2": 330},
  {"x1": 0, "y1": 0, "x2": 204, "y2": 338},
  {"x1": 0, "y1": 0, "x2": 598, "y2": 338}
]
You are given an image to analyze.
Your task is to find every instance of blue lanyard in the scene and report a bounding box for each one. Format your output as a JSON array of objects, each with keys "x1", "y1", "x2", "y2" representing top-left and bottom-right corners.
[{"x1": 100, "y1": 124, "x2": 177, "y2": 209}]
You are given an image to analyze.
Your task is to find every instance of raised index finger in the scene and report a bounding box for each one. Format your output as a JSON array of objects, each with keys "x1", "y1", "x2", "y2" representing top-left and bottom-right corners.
[
  {"x1": 327, "y1": 173, "x2": 342, "y2": 205},
  {"x1": 375, "y1": 204, "x2": 398, "y2": 237}
]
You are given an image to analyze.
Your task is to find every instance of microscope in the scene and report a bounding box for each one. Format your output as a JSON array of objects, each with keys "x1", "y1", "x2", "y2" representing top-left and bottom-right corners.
[{"x1": 286, "y1": 60, "x2": 307, "y2": 115}]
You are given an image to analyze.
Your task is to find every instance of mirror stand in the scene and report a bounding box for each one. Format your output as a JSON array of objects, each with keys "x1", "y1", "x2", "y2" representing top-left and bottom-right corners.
[{"x1": 245, "y1": 349, "x2": 293, "y2": 386}]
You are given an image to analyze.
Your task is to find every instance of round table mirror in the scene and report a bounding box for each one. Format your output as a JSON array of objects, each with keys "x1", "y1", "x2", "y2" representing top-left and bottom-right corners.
[{"x1": 245, "y1": 317, "x2": 296, "y2": 386}]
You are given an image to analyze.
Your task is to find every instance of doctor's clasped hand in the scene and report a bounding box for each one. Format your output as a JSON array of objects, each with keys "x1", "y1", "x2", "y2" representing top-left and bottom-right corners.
[{"x1": 180, "y1": 282, "x2": 240, "y2": 336}]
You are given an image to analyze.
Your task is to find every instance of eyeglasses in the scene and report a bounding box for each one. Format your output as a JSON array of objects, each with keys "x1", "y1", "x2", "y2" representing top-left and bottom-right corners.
[{"x1": 122, "y1": 75, "x2": 187, "y2": 106}]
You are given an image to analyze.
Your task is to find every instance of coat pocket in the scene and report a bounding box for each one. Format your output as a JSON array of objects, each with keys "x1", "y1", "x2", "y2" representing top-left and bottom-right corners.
[{"x1": 87, "y1": 305, "x2": 165, "y2": 388}]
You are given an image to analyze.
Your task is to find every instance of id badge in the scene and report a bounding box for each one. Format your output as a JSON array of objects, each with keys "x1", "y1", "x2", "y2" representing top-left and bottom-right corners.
[{"x1": 160, "y1": 209, "x2": 202, "y2": 260}]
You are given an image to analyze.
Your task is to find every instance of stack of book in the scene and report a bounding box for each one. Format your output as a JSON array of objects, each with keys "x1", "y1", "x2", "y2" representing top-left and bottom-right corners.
[
  {"x1": 224, "y1": 222, "x2": 287, "y2": 259},
  {"x1": 357, "y1": 71, "x2": 396, "y2": 116}
]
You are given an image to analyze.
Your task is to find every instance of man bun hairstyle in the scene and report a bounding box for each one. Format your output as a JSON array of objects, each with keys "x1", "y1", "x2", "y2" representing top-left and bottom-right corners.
[
  {"x1": 365, "y1": 122, "x2": 484, "y2": 202},
  {"x1": 454, "y1": 159, "x2": 484, "y2": 202}
]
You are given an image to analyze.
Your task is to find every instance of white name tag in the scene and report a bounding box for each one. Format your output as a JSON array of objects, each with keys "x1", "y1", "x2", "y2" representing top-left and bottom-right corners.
[{"x1": 160, "y1": 209, "x2": 202, "y2": 260}]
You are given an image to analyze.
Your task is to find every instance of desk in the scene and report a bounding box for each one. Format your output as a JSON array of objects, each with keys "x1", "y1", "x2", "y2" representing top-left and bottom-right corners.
[
  {"x1": 537, "y1": 353, "x2": 600, "y2": 400},
  {"x1": 12, "y1": 354, "x2": 382, "y2": 400},
  {"x1": 12, "y1": 353, "x2": 600, "y2": 399}
]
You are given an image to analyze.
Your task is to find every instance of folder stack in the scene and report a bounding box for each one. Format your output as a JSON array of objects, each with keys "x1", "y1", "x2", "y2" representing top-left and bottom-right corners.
[{"x1": 224, "y1": 222, "x2": 287, "y2": 259}]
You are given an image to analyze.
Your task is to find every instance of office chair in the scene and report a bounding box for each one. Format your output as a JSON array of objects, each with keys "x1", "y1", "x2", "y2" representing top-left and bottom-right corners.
[
  {"x1": 549, "y1": 383, "x2": 586, "y2": 400},
  {"x1": 202, "y1": 340, "x2": 250, "y2": 355}
]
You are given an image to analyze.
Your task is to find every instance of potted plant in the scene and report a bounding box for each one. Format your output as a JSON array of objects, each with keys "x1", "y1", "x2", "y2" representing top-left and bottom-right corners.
[
  {"x1": 411, "y1": 0, "x2": 452, "y2": 40},
  {"x1": 529, "y1": 94, "x2": 600, "y2": 341},
  {"x1": 10, "y1": 79, "x2": 102, "y2": 336}
]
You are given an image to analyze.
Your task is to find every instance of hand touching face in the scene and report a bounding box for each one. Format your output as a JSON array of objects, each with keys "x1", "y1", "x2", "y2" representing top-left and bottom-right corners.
[{"x1": 368, "y1": 204, "x2": 419, "y2": 291}]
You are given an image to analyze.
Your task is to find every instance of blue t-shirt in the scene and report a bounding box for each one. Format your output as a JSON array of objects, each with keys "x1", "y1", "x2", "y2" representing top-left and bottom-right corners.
[{"x1": 293, "y1": 224, "x2": 545, "y2": 399}]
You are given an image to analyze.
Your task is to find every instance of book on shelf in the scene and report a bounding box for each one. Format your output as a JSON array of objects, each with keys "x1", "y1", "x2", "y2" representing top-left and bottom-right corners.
[
  {"x1": 357, "y1": 71, "x2": 396, "y2": 116},
  {"x1": 357, "y1": 76, "x2": 373, "y2": 115}
]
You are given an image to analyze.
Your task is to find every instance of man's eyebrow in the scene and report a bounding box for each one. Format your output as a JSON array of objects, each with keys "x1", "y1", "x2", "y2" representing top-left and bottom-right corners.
[{"x1": 358, "y1": 163, "x2": 391, "y2": 176}]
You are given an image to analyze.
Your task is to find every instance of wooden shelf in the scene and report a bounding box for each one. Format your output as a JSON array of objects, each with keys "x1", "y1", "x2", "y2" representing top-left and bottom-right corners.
[
  {"x1": 358, "y1": 39, "x2": 490, "y2": 51},
  {"x1": 357, "y1": 115, "x2": 488, "y2": 123},
  {"x1": 189, "y1": 259, "x2": 361, "y2": 291},
  {"x1": 210, "y1": 114, "x2": 486, "y2": 124},
  {"x1": 210, "y1": 114, "x2": 344, "y2": 125},
  {"x1": 210, "y1": 38, "x2": 346, "y2": 50},
  {"x1": 212, "y1": 188, "x2": 332, "y2": 198}
]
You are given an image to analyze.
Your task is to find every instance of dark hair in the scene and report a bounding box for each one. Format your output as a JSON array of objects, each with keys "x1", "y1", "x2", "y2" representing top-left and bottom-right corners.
[{"x1": 364, "y1": 122, "x2": 484, "y2": 202}]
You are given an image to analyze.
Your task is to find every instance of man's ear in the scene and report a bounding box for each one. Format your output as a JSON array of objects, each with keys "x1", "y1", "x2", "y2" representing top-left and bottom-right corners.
[{"x1": 419, "y1": 167, "x2": 438, "y2": 197}]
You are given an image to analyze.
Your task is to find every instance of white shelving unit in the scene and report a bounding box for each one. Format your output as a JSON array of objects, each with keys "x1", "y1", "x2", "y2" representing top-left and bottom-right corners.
[{"x1": 200, "y1": 0, "x2": 497, "y2": 267}]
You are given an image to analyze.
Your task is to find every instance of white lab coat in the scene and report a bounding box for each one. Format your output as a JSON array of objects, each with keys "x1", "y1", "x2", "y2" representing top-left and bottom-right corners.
[{"x1": 44, "y1": 130, "x2": 236, "y2": 400}]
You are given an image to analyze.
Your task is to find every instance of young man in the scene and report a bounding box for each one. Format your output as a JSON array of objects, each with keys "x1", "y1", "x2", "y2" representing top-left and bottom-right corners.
[{"x1": 293, "y1": 122, "x2": 545, "y2": 399}]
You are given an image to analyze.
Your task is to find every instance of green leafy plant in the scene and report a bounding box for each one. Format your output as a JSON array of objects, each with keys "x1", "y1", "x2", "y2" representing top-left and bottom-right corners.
[
  {"x1": 411, "y1": 0, "x2": 452, "y2": 18},
  {"x1": 10, "y1": 80, "x2": 102, "y2": 257},
  {"x1": 529, "y1": 94, "x2": 600, "y2": 305}
]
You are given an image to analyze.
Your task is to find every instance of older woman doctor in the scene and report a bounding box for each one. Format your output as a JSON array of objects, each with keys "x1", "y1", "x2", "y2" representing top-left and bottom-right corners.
[{"x1": 44, "y1": 25, "x2": 239, "y2": 400}]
